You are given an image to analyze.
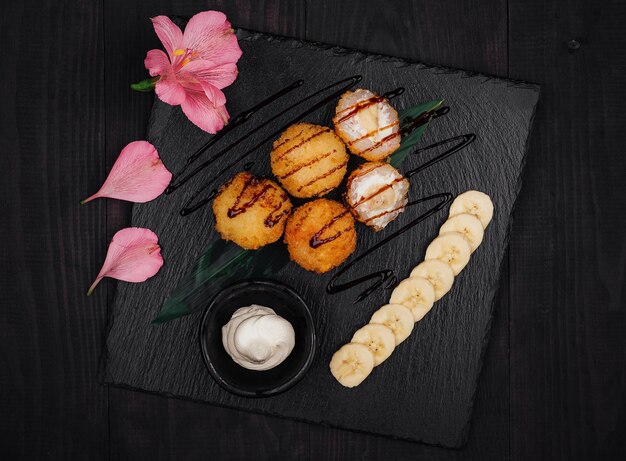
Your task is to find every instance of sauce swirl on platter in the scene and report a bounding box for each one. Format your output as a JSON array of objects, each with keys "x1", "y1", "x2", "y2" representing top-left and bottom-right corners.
[
  {"x1": 309, "y1": 210, "x2": 350, "y2": 249},
  {"x1": 329, "y1": 132, "x2": 476, "y2": 302},
  {"x1": 169, "y1": 75, "x2": 363, "y2": 216},
  {"x1": 225, "y1": 175, "x2": 291, "y2": 229},
  {"x1": 167, "y1": 74, "x2": 475, "y2": 301}
]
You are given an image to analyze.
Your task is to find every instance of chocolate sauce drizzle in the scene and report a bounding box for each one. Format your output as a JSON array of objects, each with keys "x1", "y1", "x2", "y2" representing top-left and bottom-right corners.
[
  {"x1": 326, "y1": 128, "x2": 476, "y2": 302},
  {"x1": 383, "y1": 88, "x2": 405, "y2": 100},
  {"x1": 406, "y1": 133, "x2": 476, "y2": 177},
  {"x1": 326, "y1": 193, "x2": 453, "y2": 302},
  {"x1": 335, "y1": 95, "x2": 386, "y2": 124},
  {"x1": 310, "y1": 211, "x2": 350, "y2": 249},
  {"x1": 277, "y1": 149, "x2": 334, "y2": 180},
  {"x1": 346, "y1": 121, "x2": 399, "y2": 146},
  {"x1": 401, "y1": 106, "x2": 450, "y2": 137},
  {"x1": 265, "y1": 208, "x2": 290, "y2": 228},
  {"x1": 176, "y1": 75, "x2": 364, "y2": 216},
  {"x1": 165, "y1": 79, "x2": 304, "y2": 194},
  {"x1": 335, "y1": 87, "x2": 404, "y2": 125},
  {"x1": 274, "y1": 127, "x2": 332, "y2": 163},
  {"x1": 226, "y1": 175, "x2": 291, "y2": 228},
  {"x1": 298, "y1": 160, "x2": 348, "y2": 194},
  {"x1": 350, "y1": 175, "x2": 405, "y2": 210},
  {"x1": 224, "y1": 174, "x2": 291, "y2": 228},
  {"x1": 336, "y1": 89, "x2": 405, "y2": 153},
  {"x1": 166, "y1": 72, "x2": 474, "y2": 302},
  {"x1": 227, "y1": 176, "x2": 267, "y2": 218}
]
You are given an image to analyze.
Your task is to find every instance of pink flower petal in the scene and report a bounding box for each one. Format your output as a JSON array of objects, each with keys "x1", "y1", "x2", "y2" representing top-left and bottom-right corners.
[
  {"x1": 82, "y1": 141, "x2": 172, "y2": 204},
  {"x1": 182, "y1": 60, "x2": 238, "y2": 90},
  {"x1": 217, "y1": 104, "x2": 230, "y2": 123},
  {"x1": 143, "y1": 12, "x2": 241, "y2": 134},
  {"x1": 197, "y1": 80, "x2": 226, "y2": 106},
  {"x1": 151, "y1": 16, "x2": 184, "y2": 60},
  {"x1": 180, "y1": 86, "x2": 229, "y2": 134},
  {"x1": 88, "y1": 227, "x2": 164, "y2": 295},
  {"x1": 154, "y1": 72, "x2": 187, "y2": 105},
  {"x1": 183, "y1": 11, "x2": 243, "y2": 66},
  {"x1": 144, "y1": 49, "x2": 171, "y2": 77}
]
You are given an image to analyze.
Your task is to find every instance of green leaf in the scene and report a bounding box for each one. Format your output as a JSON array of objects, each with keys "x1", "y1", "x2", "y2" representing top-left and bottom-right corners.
[
  {"x1": 153, "y1": 98, "x2": 443, "y2": 324},
  {"x1": 130, "y1": 77, "x2": 159, "y2": 92},
  {"x1": 152, "y1": 241, "x2": 290, "y2": 324},
  {"x1": 389, "y1": 99, "x2": 443, "y2": 168}
]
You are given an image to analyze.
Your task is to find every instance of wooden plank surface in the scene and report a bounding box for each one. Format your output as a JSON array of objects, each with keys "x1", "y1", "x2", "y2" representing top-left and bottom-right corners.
[
  {"x1": 508, "y1": 0, "x2": 626, "y2": 459},
  {"x1": 305, "y1": 0, "x2": 508, "y2": 75},
  {"x1": 2, "y1": 0, "x2": 625, "y2": 459},
  {"x1": 103, "y1": 2, "x2": 310, "y2": 460},
  {"x1": 0, "y1": 0, "x2": 108, "y2": 459},
  {"x1": 104, "y1": 25, "x2": 537, "y2": 447},
  {"x1": 305, "y1": 2, "x2": 510, "y2": 457}
]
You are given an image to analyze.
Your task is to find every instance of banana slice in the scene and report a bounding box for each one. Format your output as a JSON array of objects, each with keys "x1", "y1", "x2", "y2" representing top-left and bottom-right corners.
[
  {"x1": 329, "y1": 343, "x2": 375, "y2": 388},
  {"x1": 449, "y1": 190, "x2": 494, "y2": 228},
  {"x1": 389, "y1": 277, "x2": 436, "y2": 322},
  {"x1": 439, "y1": 213, "x2": 484, "y2": 252},
  {"x1": 425, "y1": 231, "x2": 472, "y2": 275},
  {"x1": 410, "y1": 259, "x2": 455, "y2": 300},
  {"x1": 369, "y1": 304, "x2": 414, "y2": 345},
  {"x1": 351, "y1": 323, "x2": 396, "y2": 366}
]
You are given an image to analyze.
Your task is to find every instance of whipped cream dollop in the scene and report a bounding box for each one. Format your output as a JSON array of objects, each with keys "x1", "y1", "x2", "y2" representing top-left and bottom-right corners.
[{"x1": 222, "y1": 305, "x2": 296, "y2": 371}]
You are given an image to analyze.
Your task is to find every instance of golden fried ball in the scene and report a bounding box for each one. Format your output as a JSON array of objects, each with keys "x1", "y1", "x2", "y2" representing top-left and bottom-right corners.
[
  {"x1": 333, "y1": 88, "x2": 400, "y2": 161},
  {"x1": 284, "y1": 199, "x2": 356, "y2": 273},
  {"x1": 271, "y1": 123, "x2": 349, "y2": 198},
  {"x1": 344, "y1": 162, "x2": 409, "y2": 231},
  {"x1": 213, "y1": 172, "x2": 292, "y2": 250}
]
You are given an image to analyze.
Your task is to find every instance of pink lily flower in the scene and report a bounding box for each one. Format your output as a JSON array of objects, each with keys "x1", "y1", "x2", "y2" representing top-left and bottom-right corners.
[
  {"x1": 88, "y1": 227, "x2": 164, "y2": 296},
  {"x1": 81, "y1": 140, "x2": 172, "y2": 204},
  {"x1": 144, "y1": 12, "x2": 242, "y2": 133}
]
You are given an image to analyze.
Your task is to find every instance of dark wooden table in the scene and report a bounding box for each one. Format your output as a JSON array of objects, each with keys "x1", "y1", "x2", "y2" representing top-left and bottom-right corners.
[{"x1": 1, "y1": 1, "x2": 625, "y2": 460}]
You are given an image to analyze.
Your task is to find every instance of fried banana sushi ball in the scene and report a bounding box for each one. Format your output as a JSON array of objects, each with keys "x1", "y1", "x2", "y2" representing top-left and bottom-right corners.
[
  {"x1": 271, "y1": 123, "x2": 349, "y2": 198},
  {"x1": 284, "y1": 199, "x2": 357, "y2": 273},
  {"x1": 345, "y1": 162, "x2": 410, "y2": 232},
  {"x1": 213, "y1": 172, "x2": 292, "y2": 250},
  {"x1": 333, "y1": 88, "x2": 401, "y2": 161}
]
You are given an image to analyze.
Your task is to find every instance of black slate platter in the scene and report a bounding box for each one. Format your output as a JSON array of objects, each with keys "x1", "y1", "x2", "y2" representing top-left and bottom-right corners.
[{"x1": 103, "y1": 27, "x2": 539, "y2": 447}]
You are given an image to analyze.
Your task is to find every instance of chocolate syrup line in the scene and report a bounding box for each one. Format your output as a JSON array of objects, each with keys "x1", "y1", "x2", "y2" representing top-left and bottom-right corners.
[
  {"x1": 179, "y1": 75, "x2": 364, "y2": 216},
  {"x1": 347, "y1": 121, "x2": 400, "y2": 146},
  {"x1": 350, "y1": 176, "x2": 405, "y2": 209},
  {"x1": 325, "y1": 114, "x2": 475, "y2": 301},
  {"x1": 335, "y1": 87, "x2": 405, "y2": 125},
  {"x1": 297, "y1": 160, "x2": 348, "y2": 193},
  {"x1": 326, "y1": 193, "x2": 453, "y2": 302},
  {"x1": 278, "y1": 149, "x2": 334, "y2": 180},
  {"x1": 227, "y1": 176, "x2": 269, "y2": 218},
  {"x1": 363, "y1": 202, "x2": 406, "y2": 224},
  {"x1": 265, "y1": 208, "x2": 290, "y2": 228},
  {"x1": 343, "y1": 106, "x2": 451, "y2": 219},
  {"x1": 166, "y1": 80, "x2": 304, "y2": 193},
  {"x1": 310, "y1": 211, "x2": 350, "y2": 249},
  {"x1": 400, "y1": 106, "x2": 450, "y2": 137},
  {"x1": 335, "y1": 96, "x2": 385, "y2": 124},
  {"x1": 273, "y1": 127, "x2": 331, "y2": 163},
  {"x1": 225, "y1": 173, "x2": 290, "y2": 227},
  {"x1": 383, "y1": 87, "x2": 405, "y2": 100},
  {"x1": 406, "y1": 134, "x2": 476, "y2": 177}
]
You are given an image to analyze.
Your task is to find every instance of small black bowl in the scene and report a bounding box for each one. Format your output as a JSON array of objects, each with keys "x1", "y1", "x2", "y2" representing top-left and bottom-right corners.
[{"x1": 199, "y1": 279, "x2": 316, "y2": 397}]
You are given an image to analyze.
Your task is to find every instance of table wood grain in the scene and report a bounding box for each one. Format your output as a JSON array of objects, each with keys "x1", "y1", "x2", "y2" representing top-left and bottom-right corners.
[{"x1": 1, "y1": 0, "x2": 624, "y2": 459}]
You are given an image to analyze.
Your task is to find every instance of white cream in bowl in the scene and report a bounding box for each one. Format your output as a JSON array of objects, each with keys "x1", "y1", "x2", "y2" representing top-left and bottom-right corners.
[{"x1": 222, "y1": 305, "x2": 295, "y2": 371}]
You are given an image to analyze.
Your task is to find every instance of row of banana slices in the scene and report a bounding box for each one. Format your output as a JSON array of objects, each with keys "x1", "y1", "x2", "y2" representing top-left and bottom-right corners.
[{"x1": 329, "y1": 190, "x2": 494, "y2": 387}]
